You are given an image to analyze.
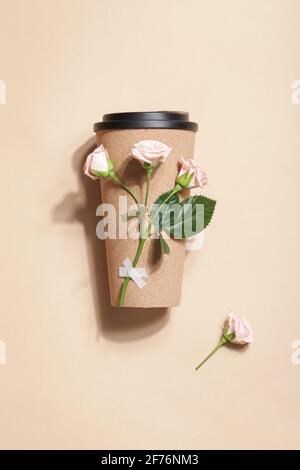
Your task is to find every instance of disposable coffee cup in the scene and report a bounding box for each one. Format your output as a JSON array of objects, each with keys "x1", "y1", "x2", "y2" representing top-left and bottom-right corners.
[{"x1": 94, "y1": 111, "x2": 198, "y2": 308}]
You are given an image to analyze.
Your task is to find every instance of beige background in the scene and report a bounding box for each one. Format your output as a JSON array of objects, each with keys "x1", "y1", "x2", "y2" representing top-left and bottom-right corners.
[{"x1": 0, "y1": 0, "x2": 299, "y2": 450}]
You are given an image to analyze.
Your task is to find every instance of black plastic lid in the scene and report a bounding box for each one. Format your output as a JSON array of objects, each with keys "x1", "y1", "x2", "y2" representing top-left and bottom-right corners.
[{"x1": 93, "y1": 111, "x2": 198, "y2": 132}]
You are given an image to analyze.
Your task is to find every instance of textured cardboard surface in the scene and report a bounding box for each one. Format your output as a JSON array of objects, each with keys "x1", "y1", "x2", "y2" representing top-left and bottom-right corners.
[{"x1": 96, "y1": 129, "x2": 196, "y2": 307}]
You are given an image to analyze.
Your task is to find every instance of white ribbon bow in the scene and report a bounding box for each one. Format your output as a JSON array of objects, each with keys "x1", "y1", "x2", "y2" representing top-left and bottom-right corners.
[{"x1": 119, "y1": 258, "x2": 148, "y2": 289}]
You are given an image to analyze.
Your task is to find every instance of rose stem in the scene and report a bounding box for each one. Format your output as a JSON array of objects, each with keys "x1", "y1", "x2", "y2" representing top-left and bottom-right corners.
[
  {"x1": 118, "y1": 237, "x2": 146, "y2": 306},
  {"x1": 110, "y1": 174, "x2": 139, "y2": 206},
  {"x1": 118, "y1": 167, "x2": 153, "y2": 306},
  {"x1": 195, "y1": 337, "x2": 228, "y2": 371},
  {"x1": 151, "y1": 183, "x2": 182, "y2": 229},
  {"x1": 144, "y1": 166, "x2": 153, "y2": 207}
]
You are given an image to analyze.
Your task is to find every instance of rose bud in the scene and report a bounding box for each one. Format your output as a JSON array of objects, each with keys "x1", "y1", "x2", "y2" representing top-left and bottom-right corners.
[
  {"x1": 84, "y1": 145, "x2": 114, "y2": 180},
  {"x1": 223, "y1": 313, "x2": 254, "y2": 345},
  {"x1": 176, "y1": 157, "x2": 207, "y2": 189}
]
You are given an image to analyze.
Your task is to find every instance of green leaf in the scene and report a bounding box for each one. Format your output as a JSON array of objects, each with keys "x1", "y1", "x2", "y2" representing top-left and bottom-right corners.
[
  {"x1": 151, "y1": 190, "x2": 180, "y2": 232},
  {"x1": 168, "y1": 195, "x2": 216, "y2": 239},
  {"x1": 153, "y1": 190, "x2": 180, "y2": 208},
  {"x1": 151, "y1": 191, "x2": 216, "y2": 239},
  {"x1": 196, "y1": 195, "x2": 216, "y2": 230},
  {"x1": 159, "y1": 234, "x2": 170, "y2": 255}
]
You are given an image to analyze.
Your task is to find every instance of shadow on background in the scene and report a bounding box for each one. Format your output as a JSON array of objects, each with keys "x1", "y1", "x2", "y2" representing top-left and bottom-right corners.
[{"x1": 52, "y1": 138, "x2": 170, "y2": 342}]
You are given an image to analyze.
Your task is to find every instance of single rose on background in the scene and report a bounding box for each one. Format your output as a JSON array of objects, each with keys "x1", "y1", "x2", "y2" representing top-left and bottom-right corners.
[
  {"x1": 84, "y1": 140, "x2": 216, "y2": 306},
  {"x1": 195, "y1": 313, "x2": 253, "y2": 371}
]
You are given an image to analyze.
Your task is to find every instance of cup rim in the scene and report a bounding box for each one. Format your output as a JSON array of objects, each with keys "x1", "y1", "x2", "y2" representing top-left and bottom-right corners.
[{"x1": 93, "y1": 111, "x2": 198, "y2": 133}]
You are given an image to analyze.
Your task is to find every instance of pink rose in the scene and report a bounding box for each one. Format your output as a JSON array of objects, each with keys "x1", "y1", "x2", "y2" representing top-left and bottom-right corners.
[
  {"x1": 130, "y1": 140, "x2": 172, "y2": 167},
  {"x1": 225, "y1": 313, "x2": 253, "y2": 345},
  {"x1": 195, "y1": 312, "x2": 253, "y2": 370},
  {"x1": 176, "y1": 157, "x2": 207, "y2": 189},
  {"x1": 84, "y1": 145, "x2": 113, "y2": 180}
]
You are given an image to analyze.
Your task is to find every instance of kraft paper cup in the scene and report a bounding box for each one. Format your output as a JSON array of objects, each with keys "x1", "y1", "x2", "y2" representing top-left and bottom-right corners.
[{"x1": 94, "y1": 111, "x2": 198, "y2": 308}]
